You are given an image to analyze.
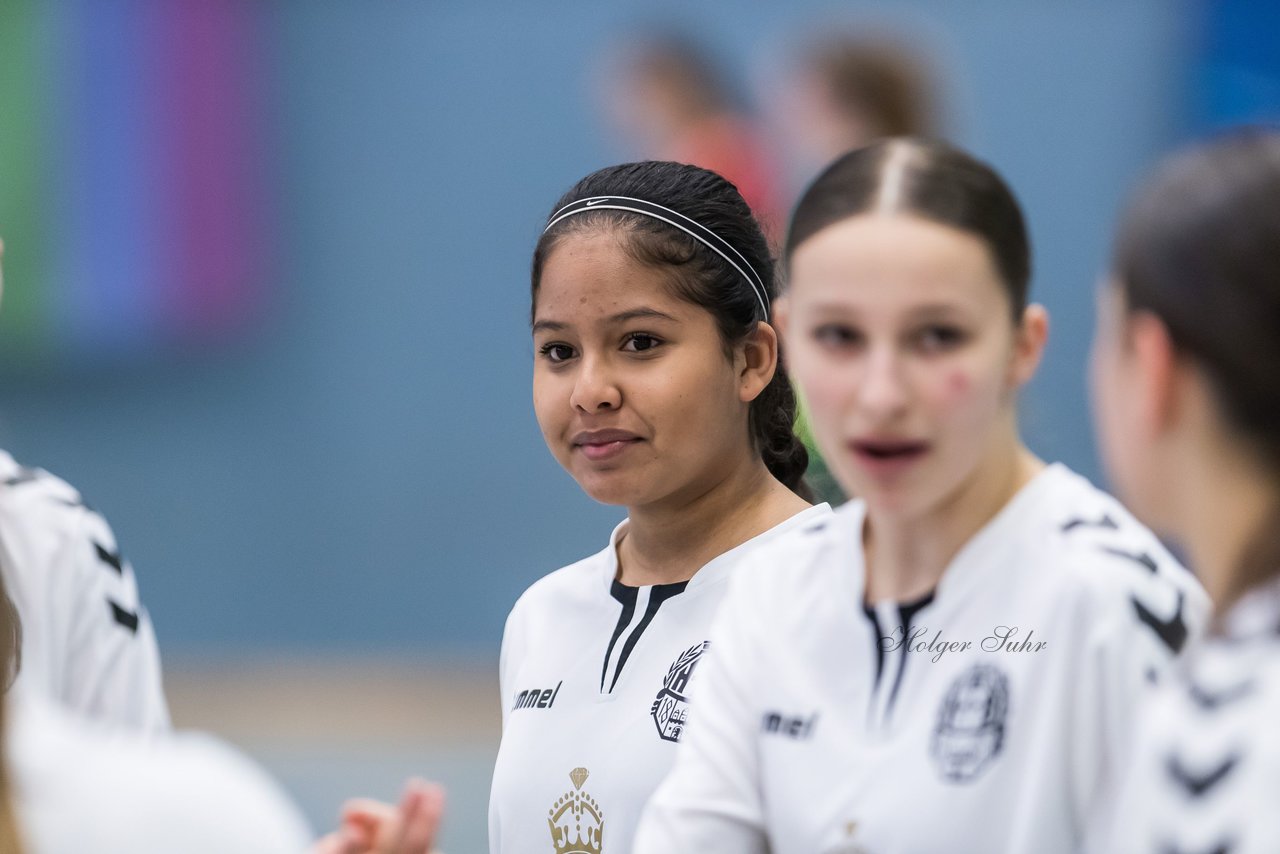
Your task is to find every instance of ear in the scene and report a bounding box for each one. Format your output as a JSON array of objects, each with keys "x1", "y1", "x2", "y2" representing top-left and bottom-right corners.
[
  {"x1": 1009, "y1": 303, "x2": 1049, "y2": 388},
  {"x1": 737, "y1": 320, "x2": 780, "y2": 404},
  {"x1": 1128, "y1": 310, "x2": 1183, "y2": 438}
]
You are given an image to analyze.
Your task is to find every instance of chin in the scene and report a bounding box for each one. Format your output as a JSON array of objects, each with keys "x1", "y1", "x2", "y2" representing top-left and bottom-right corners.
[
  {"x1": 576, "y1": 473, "x2": 651, "y2": 508},
  {"x1": 837, "y1": 466, "x2": 939, "y2": 520}
]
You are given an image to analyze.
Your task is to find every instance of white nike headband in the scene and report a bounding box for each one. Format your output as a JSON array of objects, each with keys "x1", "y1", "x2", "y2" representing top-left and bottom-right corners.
[{"x1": 544, "y1": 195, "x2": 770, "y2": 319}]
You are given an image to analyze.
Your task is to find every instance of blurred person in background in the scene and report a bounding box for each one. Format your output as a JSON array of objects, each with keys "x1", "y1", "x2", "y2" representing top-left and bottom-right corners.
[
  {"x1": 0, "y1": 238, "x2": 168, "y2": 733},
  {"x1": 0, "y1": 237, "x2": 442, "y2": 854},
  {"x1": 771, "y1": 31, "x2": 942, "y2": 504},
  {"x1": 1, "y1": 561, "x2": 444, "y2": 853},
  {"x1": 489, "y1": 161, "x2": 829, "y2": 854},
  {"x1": 634, "y1": 139, "x2": 1206, "y2": 854},
  {"x1": 1092, "y1": 129, "x2": 1280, "y2": 853},
  {"x1": 773, "y1": 31, "x2": 939, "y2": 185},
  {"x1": 596, "y1": 34, "x2": 785, "y2": 233}
]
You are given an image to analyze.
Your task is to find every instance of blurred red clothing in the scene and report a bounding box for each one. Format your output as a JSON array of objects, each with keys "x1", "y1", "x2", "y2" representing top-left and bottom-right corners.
[{"x1": 667, "y1": 114, "x2": 785, "y2": 238}]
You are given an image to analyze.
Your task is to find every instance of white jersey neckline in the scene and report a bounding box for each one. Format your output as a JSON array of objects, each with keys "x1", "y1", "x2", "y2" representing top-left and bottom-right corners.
[
  {"x1": 597, "y1": 503, "x2": 831, "y2": 596},
  {"x1": 1217, "y1": 574, "x2": 1280, "y2": 640},
  {"x1": 839, "y1": 462, "x2": 1072, "y2": 608}
]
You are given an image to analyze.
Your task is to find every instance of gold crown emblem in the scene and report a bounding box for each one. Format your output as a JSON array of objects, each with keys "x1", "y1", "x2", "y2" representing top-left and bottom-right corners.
[{"x1": 547, "y1": 767, "x2": 604, "y2": 854}]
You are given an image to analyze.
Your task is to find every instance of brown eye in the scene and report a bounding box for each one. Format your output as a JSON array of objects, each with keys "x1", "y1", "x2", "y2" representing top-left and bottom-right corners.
[
  {"x1": 813, "y1": 324, "x2": 862, "y2": 349},
  {"x1": 622, "y1": 333, "x2": 662, "y2": 353},
  {"x1": 539, "y1": 343, "x2": 576, "y2": 363},
  {"x1": 916, "y1": 325, "x2": 967, "y2": 352}
]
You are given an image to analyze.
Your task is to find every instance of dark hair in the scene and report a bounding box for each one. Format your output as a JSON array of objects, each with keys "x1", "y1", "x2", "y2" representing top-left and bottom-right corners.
[
  {"x1": 1113, "y1": 128, "x2": 1280, "y2": 611},
  {"x1": 807, "y1": 36, "x2": 936, "y2": 139},
  {"x1": 531, "y1": 161, "x2": 810, "y2": 498},
  {"x1": 623, "y1": 33, "x2": 737, "y2": 116},
  {"x1": 785, "y1": 138, "x2": 1032, "y2": 320}
]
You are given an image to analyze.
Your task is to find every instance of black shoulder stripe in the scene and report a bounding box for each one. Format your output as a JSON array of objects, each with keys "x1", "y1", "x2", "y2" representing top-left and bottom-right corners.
[
  {"x1": 1160, "y1": 842, "x2": 1233, "y2": 854},
  {"x1": 1165, "y1": 751, "x2": 1239, "y2": 798},
  {"x1": 107, "y1": 600, "x2": 139, "y2": 634},
  {"x1": 1103, "y1": 546, "x2": 1158, "y2": 574},
  {"x1": 3, "y1": 467, "x2": 42, "y2": 487},
  {"x1": 94, "y1": 542, "x2": 124, "y2": 575},
  {"x1": 1188, "y1": 679, "x2": 1255, "y2": 712},
  {"x1": 1061, "y1": 513, "x2": 1118, "y2": 533},
  {"x1": 1133, "y1": 590, "x2": 1188, "y2": 653},
  {"x1": 54, "y1": 496, "x2": 90, "y2": 510}
]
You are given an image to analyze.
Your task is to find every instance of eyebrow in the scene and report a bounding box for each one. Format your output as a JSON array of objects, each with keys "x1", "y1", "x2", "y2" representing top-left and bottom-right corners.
[
  {"x1": 803, "y1": 301, "x2": 965, "y2": 317},
  {"x1": 531, "y1": 307, "x2": 679, "y2": 334},
  {"x1": 907, "y1": 303, "x2": 969, "y2": 320}
]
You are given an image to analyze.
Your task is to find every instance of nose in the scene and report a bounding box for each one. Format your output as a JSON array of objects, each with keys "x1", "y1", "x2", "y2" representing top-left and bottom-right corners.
[
  {"x1": 858, "y1": 344, "x2": 909, "y2": 420},
  {"x1": 569, "y1": 354, "x2": 622, "y2": 413}
]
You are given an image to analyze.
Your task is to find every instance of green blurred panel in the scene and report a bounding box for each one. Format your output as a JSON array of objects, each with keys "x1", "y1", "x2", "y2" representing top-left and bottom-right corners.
[{"x1": 0, "y1": 0, "x2": 50, "y2": 359}]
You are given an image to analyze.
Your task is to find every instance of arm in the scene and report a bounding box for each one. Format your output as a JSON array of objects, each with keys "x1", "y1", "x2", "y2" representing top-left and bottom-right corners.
[
  {"x1": 1071, "y1": 549, "x2": 1210, "y2": 841},
  {"x1": 633, "y1": 566, "x2": 770, "y2": 854},
  {"x1": 61, "y1": 502, "x2": 170, "y2": 731}
]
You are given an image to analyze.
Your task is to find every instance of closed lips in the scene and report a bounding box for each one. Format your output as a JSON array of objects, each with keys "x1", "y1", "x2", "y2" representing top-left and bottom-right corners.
[{"x1": 572, "y1": 430, "x2": 642, "y2": 446}]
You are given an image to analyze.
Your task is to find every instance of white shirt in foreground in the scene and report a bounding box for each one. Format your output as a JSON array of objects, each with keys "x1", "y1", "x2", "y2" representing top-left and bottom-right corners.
[
  {"x1": 1103, "y1": 577, "x2": 1280, "y2": 854},
  {"x1": 0, "y1": 451, "x2": 169, "y2": 731},
  {"x1": 489, "y1": 504, "x2": 831, "y2": 854},
  {"x1": 9, "y1": 692, "x2": 312, "y2": 853},
  {"x1": 636, "y1": 463, "x2": 1209, "y2": 854}
]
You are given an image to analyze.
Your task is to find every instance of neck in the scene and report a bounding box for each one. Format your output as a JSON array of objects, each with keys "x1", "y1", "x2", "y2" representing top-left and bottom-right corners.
[
  {"x1": 863, "y1": 435, "x2": 1043, "y2": 604},
  {"x1": 616, "y1": 456, "x2": 811, "y2": 587},
  {"x1": 1176, "y1": 433, "x2": 1279, "y2": 611}
]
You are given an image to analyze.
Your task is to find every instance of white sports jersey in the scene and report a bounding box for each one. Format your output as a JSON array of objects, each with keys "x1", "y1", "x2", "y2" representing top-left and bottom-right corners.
[
  {"x1": 9, "y1": 692, "x2": 312, "y2": 853},
  {"x1": 1101, "y1": 577, "x2": 1280, "y2": 854},
  {"x1": 489, "y1": 504, "x2": 831, "y2": 854},
  {"x1": 0, "y1": 451, "x2": 169, "y2": 731},
  {"x1": 636, "y1": 463, "x2": 1209, "y2": 854}
]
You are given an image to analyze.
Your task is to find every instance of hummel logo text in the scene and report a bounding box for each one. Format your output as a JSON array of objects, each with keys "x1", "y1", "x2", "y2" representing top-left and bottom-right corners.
[
  {"x1": 761, "y1": 710, "x2": 818, "y2": 739},
  {"x1": 512, "y1": 681, "x2": 563, "y2": 711}
]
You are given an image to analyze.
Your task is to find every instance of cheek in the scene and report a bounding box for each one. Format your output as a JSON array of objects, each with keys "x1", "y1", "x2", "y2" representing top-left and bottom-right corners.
[
  {"x1": 531, "y1": 374, "x2": 567, "y2": 439},
  {"x1": 945, "y1": 369, "x2": 971, "y2": 401},
  {"x1": 1091, "y1": 351, "x2": 1140, "y2": 485},
  {"x1": 644, "y1": 354, "x2": 738, "y2": 431},
  {"x1": 925, "y1": 362, "x2": 996, "y2": 429},
  {"x1": 789, "y1": 354, "x2": 850, "y2": 433},
  {"x1": 1089, "y1": 338, "x2": 1126, "y2": 440}
]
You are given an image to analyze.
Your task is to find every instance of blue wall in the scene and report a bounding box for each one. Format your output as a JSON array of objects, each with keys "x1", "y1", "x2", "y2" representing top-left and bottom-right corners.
[{"x1": 0, "y1": 0, "x2": 1197, "y2": 652}]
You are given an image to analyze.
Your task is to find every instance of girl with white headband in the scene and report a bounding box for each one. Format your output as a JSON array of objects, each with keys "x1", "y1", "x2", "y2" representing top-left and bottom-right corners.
[
  {"x1": 634, "y1": 138, "x2": 1208, "y2": 853},
  {"x1": 488, "y1": 161, "x2": 830, "y2": 854}
]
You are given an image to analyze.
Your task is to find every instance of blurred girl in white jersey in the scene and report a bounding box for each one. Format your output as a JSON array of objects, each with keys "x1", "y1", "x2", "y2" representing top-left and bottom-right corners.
[
  {"x1": 488, "y1": 161, "x2": 830, "y2": 854},
  {"x1": 635, "y1": 138, "x2": 1207, "y2": 854},
  {"x1": 0, "y1": 566, "x2": 444, "y2": 854},
  {"x1": 0, "y1": 239, "x2": 167, "y2": 732},
  {"x1": 1093, "y1": 130, "x2": 1280, "y2": 853}
]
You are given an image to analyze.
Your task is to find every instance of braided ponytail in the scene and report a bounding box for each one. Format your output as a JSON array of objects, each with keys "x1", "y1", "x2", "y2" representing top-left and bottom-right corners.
[{"x1": 751, "y1": 367, "x2": 811, "y2": 500}]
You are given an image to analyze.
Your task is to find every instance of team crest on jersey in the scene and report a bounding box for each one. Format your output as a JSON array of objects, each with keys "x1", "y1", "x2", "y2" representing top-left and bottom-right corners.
[
  {"x1": 930, "y1": 663, "x2": 1010, "y2": 783},
  {"x1": 651, "y1": 640, "x2": 709, "y2": 742},
  {"x1": 548, "y1": 767, "x2": 604, "y2": 854}
]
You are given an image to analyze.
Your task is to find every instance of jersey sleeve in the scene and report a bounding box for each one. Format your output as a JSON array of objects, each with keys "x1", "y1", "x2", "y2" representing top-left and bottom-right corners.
[
  {"x1": 489, "y1": 595, "x2": 527, "y2": 854},
  {"x1": 59, "y1": 502, "x2": 170, "y2": 732},
  {"x1": 632, "y1": 559, "x2": 770, "y2": 854},
  {"x1": 1066, "y1": 536, "x2": 1210, "y2": 837}
]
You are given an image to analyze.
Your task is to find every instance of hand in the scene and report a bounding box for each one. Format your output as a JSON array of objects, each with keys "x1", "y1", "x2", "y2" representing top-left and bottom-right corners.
[{"x1": 313, "y1": 778, "x2": 445, "y2": 854}]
